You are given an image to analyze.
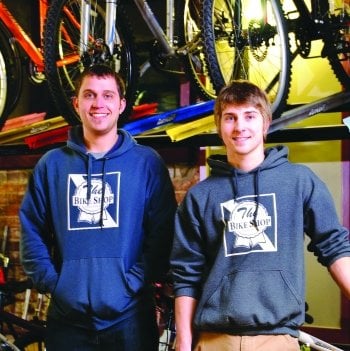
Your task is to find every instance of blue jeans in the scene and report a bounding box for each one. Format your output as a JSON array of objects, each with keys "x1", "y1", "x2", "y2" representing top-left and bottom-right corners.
[{"x1": 45, "y1": 305, "x2": 159, "y2": 351}]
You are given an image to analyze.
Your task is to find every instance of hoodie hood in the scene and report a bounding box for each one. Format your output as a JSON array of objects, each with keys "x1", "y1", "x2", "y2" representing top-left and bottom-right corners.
[
  {"x1": 208, "y1": 145, "x2": 289, "y2": 177},
  {"x1": 66, "y1": 126, "x2": 137, "y2": 227},
  {"x1": 67, "y1": 125, "x2": 136, "y2": 158},
  {"x1": 207, "y1": 145, "x2": 289, "y2": 227}
]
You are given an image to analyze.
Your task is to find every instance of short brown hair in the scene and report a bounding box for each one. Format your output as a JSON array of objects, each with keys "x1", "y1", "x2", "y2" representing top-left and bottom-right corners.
[
  {"x1": 74, "y1": 64, "x2": 126, "y2": 98},
  {"x1": 214, "y1": 80, "x2": 272, "y2": 138}
]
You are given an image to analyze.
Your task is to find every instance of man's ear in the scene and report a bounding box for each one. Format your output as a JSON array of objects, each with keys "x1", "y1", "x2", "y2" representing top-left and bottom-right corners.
[
  {"x1": 72, "y1": 96, "x2": 78, "y2": 111},
  {"x1": 263, "y1": 120, "x2": 271, "y2": 136},
  {"x1": 119, "y1": 98, "x2": 126, "y2": 114}
]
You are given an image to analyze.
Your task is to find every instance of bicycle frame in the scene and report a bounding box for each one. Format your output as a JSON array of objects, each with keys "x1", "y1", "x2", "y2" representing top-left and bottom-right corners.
[
  {"x1": 133, "y1": 0, "x2": 176, "y2": 55},
  {"x1": 0, "y1": 0, "x2": 183, "y2": 75},
  {"x1": 0, "y1": 0, "x2": 48, "y2": 72},
  {"x1": 285, "y1": 0, "x2": 347, "y2": 43},
  {"x1": 291, "y1": 0, "x2": 316, "y2": 27},
  {"x1": 0, "y1": 0, "x2": 100, "y2": 74},
  {"x1": 80, "y1": 0, "x2": 177, "y2": 59}
]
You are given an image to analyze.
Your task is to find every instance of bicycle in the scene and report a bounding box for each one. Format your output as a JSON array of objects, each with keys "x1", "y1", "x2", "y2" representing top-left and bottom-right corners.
[
  {"x1": 0, "y1": 226, "x2": 46, "y2": 351},
  {"x1": 0, "y1": 0, "x2": 214, "y2": 129},
  {"x1": 0, "y1": 279, "x2": 46, "y2": 351},
  {"x1": 298, "y1": 331, "x2": 346, "y2": 351},
  {"x1": 200, "y1": 0, "x2": 349, "y2": 119},
  {"x1": 43, "y1": 0, "x2": 216, "y2": 126},
  {"x1": 0, "y1": 0, "x2": 50, "y2": 130}
]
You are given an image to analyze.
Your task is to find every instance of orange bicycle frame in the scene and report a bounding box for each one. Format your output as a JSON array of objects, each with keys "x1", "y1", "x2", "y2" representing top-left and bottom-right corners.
[{"x1": 0, "y1": 0, "x2": 49, "y2": 72}]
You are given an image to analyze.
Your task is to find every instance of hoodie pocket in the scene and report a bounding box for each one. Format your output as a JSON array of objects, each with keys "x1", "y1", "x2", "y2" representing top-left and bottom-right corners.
[
  {"x1": 51, "y1": 257, "x2": 144, "y2": 320},
  {"x1": 197, "y1": 270, "x2": 303, "y2": 329}
]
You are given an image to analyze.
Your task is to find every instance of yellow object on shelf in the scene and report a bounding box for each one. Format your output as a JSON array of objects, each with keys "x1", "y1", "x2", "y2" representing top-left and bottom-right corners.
[
  {"x1": 166, "y1": 115, "x2": 216, "y2": 142},
  {"x1": 0, "y1": 116, "x2": 68, "y2": 144}
]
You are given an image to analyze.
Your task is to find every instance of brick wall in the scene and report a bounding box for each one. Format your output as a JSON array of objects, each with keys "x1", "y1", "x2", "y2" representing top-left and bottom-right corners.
[
  {"x1": 0, "y1": 170, "x2": 30, "y2": 280},
  {"x1": 0, "y1": 163, "x2": 200, "y2": 320},
  {"x1": 0, "y1": 169, "x2": 43, "y2": 318}
]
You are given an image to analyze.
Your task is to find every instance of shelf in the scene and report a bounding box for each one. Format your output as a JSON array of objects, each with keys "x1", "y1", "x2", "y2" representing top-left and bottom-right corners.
[{"x1": 0, "y1": 91, "x2": 349, "y2": 166}]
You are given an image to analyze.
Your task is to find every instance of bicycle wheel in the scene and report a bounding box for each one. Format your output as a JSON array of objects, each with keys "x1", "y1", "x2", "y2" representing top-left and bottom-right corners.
[
  {"x1": 323, "y1": 0, "x2": 350, "y2": 89},
  {"x1": 201, "y1": 0, "x2": 291, "y2": 118},
  {"x1": 178, "y1": 0, "x2": 216, "y2": 100},
  {"x1": 0, "y1": 22, "x2": 22, "y2": 129},
  {"x1": 0, "y1": 45, "x2": 7, "y2": 127},
  {"x1": 44, "y1": 0, "x2": 138, "y2": 126}
]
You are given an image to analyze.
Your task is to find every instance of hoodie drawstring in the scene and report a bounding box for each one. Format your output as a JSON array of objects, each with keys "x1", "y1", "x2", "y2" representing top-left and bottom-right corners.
[
  {"x1": 87, "y1": 154, "x2": 93, "y2": 201},
  {"x1": 231, "y1": 169, "x2": 239, "y2": 199},
  {"x1": 86, "y1": 154, "x2": 107, "y2": 228},
  {"x1": 99, "y1": 158, "x2": 107, "y2": 227},
  {"x1": 231, "y1": 167, "x2": 261, "y2": 229},
  {"x1": 253, "y1": 168, "x2": 261, "y2": 229}
]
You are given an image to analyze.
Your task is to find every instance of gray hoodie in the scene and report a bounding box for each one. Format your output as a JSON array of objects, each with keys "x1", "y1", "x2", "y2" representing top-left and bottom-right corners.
[{"x1": 170, "y1": 145, "x2": 350, "y2": 336}]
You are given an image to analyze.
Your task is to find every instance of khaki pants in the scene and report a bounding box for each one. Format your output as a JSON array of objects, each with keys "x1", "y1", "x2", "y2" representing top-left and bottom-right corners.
[{"x1": 194, "y1": 332, "x2": 300, "y2": 351}]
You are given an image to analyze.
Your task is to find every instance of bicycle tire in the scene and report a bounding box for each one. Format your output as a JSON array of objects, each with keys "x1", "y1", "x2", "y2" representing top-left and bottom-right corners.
[
  {"x1": 177, "y1": 0, "x2": 216, "y2": 101},
  {"x1": 44, "y1": 0, "x2": 139, "y2": 126},
  {"x1": 323, "y1": 1, "x2": 350, "y2": 89},
  {"x1": 201, "y1": 0, "x2": 291, "y2": 119},
  {"x1": 0, "y1": 22, "x2": 23, "y2": 129}
]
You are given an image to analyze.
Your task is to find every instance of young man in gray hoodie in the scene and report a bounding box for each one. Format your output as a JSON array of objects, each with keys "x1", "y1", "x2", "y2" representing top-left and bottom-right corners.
[{"x1": 170, "y1": 80, "x2": 350, "y2": 351}]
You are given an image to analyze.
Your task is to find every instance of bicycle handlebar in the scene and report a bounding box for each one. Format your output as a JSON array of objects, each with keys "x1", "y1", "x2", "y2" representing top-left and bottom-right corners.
[{"x1": 299, "y1": 331, "x2": 344, "y2": 351}]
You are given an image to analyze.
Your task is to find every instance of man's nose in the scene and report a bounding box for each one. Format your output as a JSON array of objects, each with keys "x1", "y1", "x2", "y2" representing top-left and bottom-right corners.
[
  {"x1": 234, "y1": 117, "x2": 245, "y2": 131},
  {"x1": 92, "y1": 95, "x2": 104, "y2": 107}
]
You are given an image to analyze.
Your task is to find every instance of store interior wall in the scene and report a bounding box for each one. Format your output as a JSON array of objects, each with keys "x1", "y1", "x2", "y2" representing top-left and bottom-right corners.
[{"x1": 1, "y1": 0, "x2": 349, "y2": 334}]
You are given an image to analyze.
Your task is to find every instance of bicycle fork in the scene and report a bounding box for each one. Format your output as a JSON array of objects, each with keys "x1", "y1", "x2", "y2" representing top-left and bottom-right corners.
[
  {"x1": 80, "y1": 0, "x2": 178, "y2": 68},
  {"x1": 80, "y1": 0, "x2": 121, "y2": 69}
]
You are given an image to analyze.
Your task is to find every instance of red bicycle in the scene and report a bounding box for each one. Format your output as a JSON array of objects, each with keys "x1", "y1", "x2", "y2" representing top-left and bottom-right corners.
[
  {"x1": 0, "y1": 0, "x2": 49, "y2": 129},
  {"x1": 0, "y1": 0, "x2": 215, "y2": 129}
]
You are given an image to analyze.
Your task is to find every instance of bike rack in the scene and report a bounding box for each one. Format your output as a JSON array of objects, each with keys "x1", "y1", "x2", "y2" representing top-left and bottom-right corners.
[
  {"x1": 129, "y1": 90, "x2": 350, "y2": 147},
  {"x1": 123, "y1": 91, "x2": 350, "y2": 140},
  {"x1": 268, "y1": 91, "x2": 350, "y2": 134},
  {"x1": 123, "y1": 100, "x2": 215, "y2": 136},
  {"x1": 0, "y1": 91, "x2": 349, "y2": 156}
]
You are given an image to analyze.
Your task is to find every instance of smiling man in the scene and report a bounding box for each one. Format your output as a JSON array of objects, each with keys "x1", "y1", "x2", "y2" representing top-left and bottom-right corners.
[
  {"x1": 170, "y1": 80, "x2": 350, "y2": 351},
  {"x1": 73, "y1": 67, "x2": 126, "y2": 149},
  {"x1": 19, "y1": 64, "x2": 177, "y2": 351}
]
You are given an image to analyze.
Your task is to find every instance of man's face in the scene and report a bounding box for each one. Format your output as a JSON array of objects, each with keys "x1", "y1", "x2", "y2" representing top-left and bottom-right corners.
[
  {"x1": 220, "y1": 104, "x2": 266, "y2": 159},
  {"x1": 73, "y1": 74, "x2": 126, "y2": 136}
]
